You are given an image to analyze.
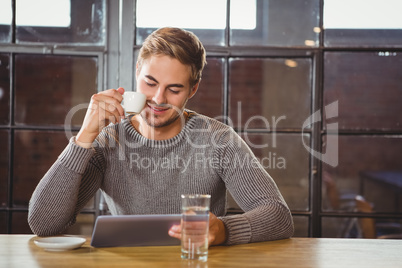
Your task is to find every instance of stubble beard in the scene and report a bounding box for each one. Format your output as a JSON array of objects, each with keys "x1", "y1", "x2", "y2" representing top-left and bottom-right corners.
[{"x1": 140, "y1": 110, "x2": 182, "y2": 128}]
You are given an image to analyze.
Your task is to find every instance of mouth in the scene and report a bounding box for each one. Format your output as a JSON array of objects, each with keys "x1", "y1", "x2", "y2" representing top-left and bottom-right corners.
[{"x1": 147, "y1": 103, "x2": 170, "y2": 114}]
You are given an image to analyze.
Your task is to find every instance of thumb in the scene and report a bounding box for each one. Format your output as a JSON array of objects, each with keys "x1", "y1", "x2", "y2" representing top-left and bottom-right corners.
[{"x1": 116, "y1": 87, "x2": 125, "y2": 94}]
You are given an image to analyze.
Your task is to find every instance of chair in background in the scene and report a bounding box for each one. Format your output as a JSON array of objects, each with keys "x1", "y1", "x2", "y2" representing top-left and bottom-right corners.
[
  {"x1": 345, "y1": 195, "x2": 402, "y2": 239},
  {"x1": 323, "y1": 172, "x2": 402, "y2": 239}
]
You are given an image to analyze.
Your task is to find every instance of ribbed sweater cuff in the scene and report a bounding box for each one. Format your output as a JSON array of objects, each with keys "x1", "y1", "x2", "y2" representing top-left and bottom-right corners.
[
  {"x1": 219, "y1": 214, "x2": 252, "y2": 245},
  {"x1": 57, "y1": 137, "x2": 95, "y2": 174}
]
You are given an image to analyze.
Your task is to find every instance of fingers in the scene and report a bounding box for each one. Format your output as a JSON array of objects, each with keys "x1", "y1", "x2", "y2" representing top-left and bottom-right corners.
[
  {"x1": 208, "y1": 213, "x2": 227, "y2": 246},
  {"x1": 92, "y1": 89, "x2": 125, "y2": 119},
  {"x1": 181, "y1": 219, "x2": 209, "y2": 251},
  {"x1": 169, "y1": 213, "x2": 226, "y2": 246},
  {"x1": 77, "y1": 88, "x2": 127, "y2": 146},
  {"x1": 89, "y1": 98, "x2": 121, "y2": 126},
  {"x1": 91, "y1": 89, "x2": 122, "y2": 103},
  {"x1": 99, "y1": 88, "x2": 124, "y2": 101},
  {"x1": 95, "y1": 95, "x2": 124, "y2": 119},
  {"x1": 182, "y1": 221, "x2": 209, "y2": 232},
  {"x1": 79, "y1": 88, "x2": 125, "y2": 136},
  {"x1": 168, "y1": 225, "x2": 181, "y2": 240}
]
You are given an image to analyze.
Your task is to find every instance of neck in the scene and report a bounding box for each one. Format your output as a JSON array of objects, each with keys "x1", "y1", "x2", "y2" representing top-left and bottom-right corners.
[{"x1": 130, "y1": 112, "x2": 188, "y2": 140}]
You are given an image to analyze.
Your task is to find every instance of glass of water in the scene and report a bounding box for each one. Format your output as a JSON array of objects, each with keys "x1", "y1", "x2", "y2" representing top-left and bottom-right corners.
[{"x1": 181, "y1": 194, "x2": 211, "y2": 262}]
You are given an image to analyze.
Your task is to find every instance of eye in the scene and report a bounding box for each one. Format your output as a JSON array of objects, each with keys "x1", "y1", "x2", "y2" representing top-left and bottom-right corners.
[
  {"x1": 145, "y1": 81, "x2": 156, "y2": 87},
  {"x1": 169, "y1": 88, "x2": 180, "y2": 94}
]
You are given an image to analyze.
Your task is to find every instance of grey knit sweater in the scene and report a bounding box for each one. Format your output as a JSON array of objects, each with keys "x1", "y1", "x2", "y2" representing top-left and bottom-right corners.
[{"x1": 28, "y1": 111, "x2": 293, "y2": 245}]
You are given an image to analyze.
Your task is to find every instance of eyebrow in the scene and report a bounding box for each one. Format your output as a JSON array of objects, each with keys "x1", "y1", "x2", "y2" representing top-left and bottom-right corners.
[{"x1": 145, "y1": 75, "x2": 185, "y2": 88}]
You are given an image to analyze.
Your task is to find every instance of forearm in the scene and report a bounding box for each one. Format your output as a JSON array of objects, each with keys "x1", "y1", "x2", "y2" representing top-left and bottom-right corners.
[
  {"x1": 28, "y1": 138, "x2": 101, "y2": 236},
  {"x1": 219, "y1": 203, "x2": 294, "y2": 245},
  {"x1": 221, "y1": 171, "x2": 294, "y2": 245},
  {"x1": 216, "y1": 131, "x2": 294, "y2": 245},
  {"x1": 28, "y1": 163, "x2": 84, "y2": 236}
]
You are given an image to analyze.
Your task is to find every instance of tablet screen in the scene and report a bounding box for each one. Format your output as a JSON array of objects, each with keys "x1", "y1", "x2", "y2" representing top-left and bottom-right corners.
[{"x1": 90, "y1": 214, "x2": 181, "y2": 247}]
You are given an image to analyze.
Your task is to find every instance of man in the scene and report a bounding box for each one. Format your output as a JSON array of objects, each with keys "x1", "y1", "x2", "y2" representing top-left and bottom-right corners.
[{"x1": 28, "y1": 27, "x2": 293, "y2": 245}]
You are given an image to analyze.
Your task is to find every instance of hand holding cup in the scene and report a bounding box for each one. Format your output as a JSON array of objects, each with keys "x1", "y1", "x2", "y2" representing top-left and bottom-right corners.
[{"x1": 76, "y1": 87, "x2": 145, "y2": 148}]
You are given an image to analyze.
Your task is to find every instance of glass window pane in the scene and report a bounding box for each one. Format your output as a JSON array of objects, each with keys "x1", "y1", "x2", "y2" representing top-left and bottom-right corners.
[
  {"x1": 0, "y1": 212, "x2": 7, "y2": 233},
  {"x1": 322, "y1": 217, "x2": 402, "y2": 238},
  {"x1": 11, "y1": 211, "x2": 32, "y2": 234},
  {"x1": 0, "y1": 54, "x2": 10, "y2": 125},
  {"x1": 12, "y1": 130, "x2": 70, "y2": 207},
  {"x1": 360, "y1": 171, "x2": 402, "y2": 214},
  {"x1": 293, "y1": 216, "x2": 309, "y2": 237},
  {"x1": 16, "y1": 0, "x2": 105, "y2": 44},
  {"x1": 322, "y1": 217, "x2": 357, "y2": 238},
  {"x1": 0, "y1": 0, "x2": 12, "y2": 43},
  {"x1": 324, "y1": 52, "x2": 402, "y2": 131},
  {"x1": 324, "y1": 0, "x2": 402, "y2": 47},
  {"x1": 14, "y1": 54, "x2": 98, "y2": 127},
  {"x1": 322, "y1": 135, "x2": 402, "y2": 213},
  {"x1": 0, "y1": 130, "x2": 9, "y2": 208},
  {"x1": 240, "y1": 133, "x2": 311, "y2": 211},
  {"x1": 186, "y1": 57, "x2": 224, "y2": 120},
  {"x1": 231, "y1": 0, "x2": 320, "y2": 47},
  {"x1": 136, "y1": 0, "x2": 226, "y2": 46},
  {"x1": 229, "y1": 58, "x2": 312, "y2": 130},
  {"x1": 324, "y1": 29, "x2": 402, "y2": 47}
]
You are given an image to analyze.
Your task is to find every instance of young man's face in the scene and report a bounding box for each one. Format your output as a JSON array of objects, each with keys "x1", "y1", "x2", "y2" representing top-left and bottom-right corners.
[{"x1": 136, "y1": 55, "x2": 198, "y2": 129}]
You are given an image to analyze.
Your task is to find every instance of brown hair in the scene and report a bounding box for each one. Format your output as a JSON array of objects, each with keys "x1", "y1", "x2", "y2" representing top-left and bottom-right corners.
[{"x1": 137, "y1": 27, "x2": 207, "y2": 88}]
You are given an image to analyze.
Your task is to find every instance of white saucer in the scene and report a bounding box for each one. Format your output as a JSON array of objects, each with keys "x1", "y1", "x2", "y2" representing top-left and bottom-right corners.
[{"x1": 34, "y1": 236, "x2": 86, "y2": 251}]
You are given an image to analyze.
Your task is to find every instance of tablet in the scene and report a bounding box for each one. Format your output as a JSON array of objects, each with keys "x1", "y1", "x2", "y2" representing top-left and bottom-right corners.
[{"x1": 90, "y1": 214, "x2": 181, "y2": 247}]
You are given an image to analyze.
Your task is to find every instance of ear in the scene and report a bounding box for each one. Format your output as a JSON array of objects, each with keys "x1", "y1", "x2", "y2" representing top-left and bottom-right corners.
[
  {"x1": 136, "y1": 62, "x2": 140, "y2": 78},
  {"x1": 188, "y1": 81, "x2": 200, "y2": 99}
]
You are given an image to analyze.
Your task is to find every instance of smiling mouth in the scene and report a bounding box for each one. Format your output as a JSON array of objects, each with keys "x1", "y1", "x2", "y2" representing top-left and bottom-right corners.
[{"x1": 148, "y1": 104, "x2": 170, "y2": 113}]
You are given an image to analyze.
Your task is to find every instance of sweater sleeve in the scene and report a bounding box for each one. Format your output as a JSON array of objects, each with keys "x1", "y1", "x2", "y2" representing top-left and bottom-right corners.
[
  {"x1": 215, "y1": 129, "x2": 294, "y2": 245},
  {"x1": 28, "y1": 137, "x2": 105, "y2": 236}
]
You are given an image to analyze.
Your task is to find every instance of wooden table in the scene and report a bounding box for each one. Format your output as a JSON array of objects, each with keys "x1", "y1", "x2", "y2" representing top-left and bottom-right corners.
[{"x1": 1, "y1": 235, "x2": 402, "y2": 268}]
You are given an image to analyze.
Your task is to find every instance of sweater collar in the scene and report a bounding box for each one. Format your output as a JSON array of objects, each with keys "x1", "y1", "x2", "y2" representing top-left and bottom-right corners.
[{"x1": 122, "y1": 110, "x2": 198, "y2": 148}]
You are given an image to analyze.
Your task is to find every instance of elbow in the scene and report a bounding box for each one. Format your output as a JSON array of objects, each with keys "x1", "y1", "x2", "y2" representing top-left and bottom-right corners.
[
  {"x1": 283, "y1": 213, "x2": 295, "y2": 239},
  {"x1": 28, "y1": 218, "x2": 64, "y2": 237},
  {"x1": 28, "y1": 214, "x2": 43, "y2": 236},
  {"x1": 278, "y1": 206, "x2": 294, "y2": 239},
  {"x1": 271, "y1": 205, "x2": 294, "y2": 241},
  {"x1": 28, "y1": 209, "x2": 65, "y2": 237},
  {"x1": 28, "y1": 211, "x2": 50, "y2": 237}
]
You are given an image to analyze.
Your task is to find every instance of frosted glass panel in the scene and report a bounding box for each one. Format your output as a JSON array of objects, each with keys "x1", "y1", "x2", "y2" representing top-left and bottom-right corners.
[
  {"x1": 231, "y1": 0, "x2": 320, "y2": 47},
  {"x1": 324, "y1": 0, "x2": 402, "y2": 47},
  {"x1": 136, "y1": 0, "x2": 226, "y2": 45},
  {"x1": 16, "y1": 0, "x2": 105, "y2": 44},
  {"x1": 17, "y1": 0, "x2": 71, "y2": 27},
  {"x1": 0, "y1": 0, "x2": 12, "y2": 43},
  {"x1": 324, "y1": 0, "x2": 402, "y2": 29},
  {"x1": 136, "y1": 0, "x2": 226, "y2": 30}
]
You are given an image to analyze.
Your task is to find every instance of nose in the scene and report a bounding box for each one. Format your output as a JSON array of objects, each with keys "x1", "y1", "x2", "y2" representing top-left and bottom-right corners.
[{"x1": 151, "y1": 87, "x2": 166, "y2": 105}]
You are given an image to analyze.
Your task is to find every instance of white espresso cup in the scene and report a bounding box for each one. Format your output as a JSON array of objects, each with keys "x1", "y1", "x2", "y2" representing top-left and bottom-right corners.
[{"x1": 122, "y1": 91, "x2": 146, "y2": 114}]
